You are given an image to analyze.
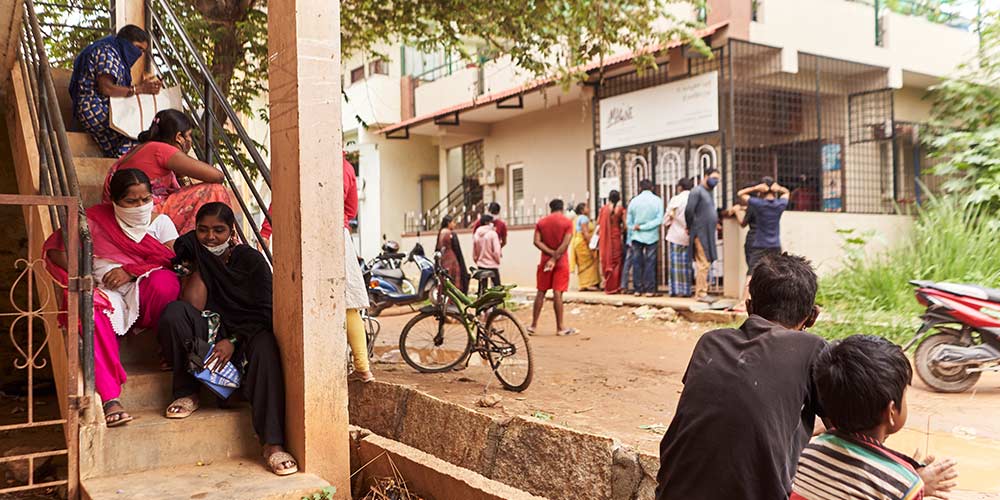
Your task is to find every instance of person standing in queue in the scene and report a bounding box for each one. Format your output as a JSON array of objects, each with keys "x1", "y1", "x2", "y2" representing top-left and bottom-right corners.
[
  {"x1": 528, "y1": 199, "x2": 577, "y2": 336},
  {"x1": 685, "y1": 168, "x2": 722, "y2": 302}
]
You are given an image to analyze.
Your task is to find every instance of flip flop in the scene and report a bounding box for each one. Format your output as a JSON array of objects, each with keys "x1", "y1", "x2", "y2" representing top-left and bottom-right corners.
[
  {"x1": 526, "y1": 326, "x2": 536, "y2": 335},
  {"x1": 558, "y1": 328, "x2": 579, "y2": 336},
  {"x1": 265, "y1": 450, "x2": 299, "y2": 476},
  {"x1": 103, "y1": 399, "x2": 133, "y2": 428},
  {"x1": 165, "y1": 396, "x2": 199, "y2": 419}
]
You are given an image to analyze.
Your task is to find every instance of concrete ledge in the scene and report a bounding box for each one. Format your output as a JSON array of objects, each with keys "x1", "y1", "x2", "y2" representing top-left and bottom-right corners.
[
  {"x1": 349, "y1": 381, "x2": 661, "y2": 500},
  {"x1": 490, "y1": 416, "x2": 614, "y2": 500},
  {"x1": 350, "y1": 427, "x2": 544, "y2": 500}
]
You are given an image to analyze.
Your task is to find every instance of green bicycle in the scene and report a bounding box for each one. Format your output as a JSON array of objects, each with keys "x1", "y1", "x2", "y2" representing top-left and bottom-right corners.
[{"x1": 398, "y1": 256, "x2": 534, "y2": 392}]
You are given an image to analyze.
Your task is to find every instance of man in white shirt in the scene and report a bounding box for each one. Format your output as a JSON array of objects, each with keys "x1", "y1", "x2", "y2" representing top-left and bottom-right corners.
[{"x1": 663, "y1": 178, "x2": 695, "y2": 297}]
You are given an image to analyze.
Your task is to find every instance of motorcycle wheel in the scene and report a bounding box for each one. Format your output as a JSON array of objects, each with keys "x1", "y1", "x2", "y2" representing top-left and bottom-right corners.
[{"x1": 914, "y1": 333, "x2": 981, "y2": 393}]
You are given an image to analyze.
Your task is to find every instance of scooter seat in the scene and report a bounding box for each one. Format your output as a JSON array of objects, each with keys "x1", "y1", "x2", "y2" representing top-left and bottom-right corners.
[
  {"x1": 372, "y1": 268, "x2": 405, "y2": 281},
  {"x1": 924, "y1": 282, "x2": 1000, "y2": 303}
]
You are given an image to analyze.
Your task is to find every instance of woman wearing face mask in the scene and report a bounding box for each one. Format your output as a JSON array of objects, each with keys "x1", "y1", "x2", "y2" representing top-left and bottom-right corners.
[
  {"x1": 103, "y1": 109, "x2": 229, "y2": 234},
  {"x1": 44, "y1": 168, "x2": 181, "y2": 428},
  {"x1": 70, "y1": 24, "x2": 161, "y2": 157},
  {"x1": 158, "y1": 202, "x2": 297, "y2": 476}
]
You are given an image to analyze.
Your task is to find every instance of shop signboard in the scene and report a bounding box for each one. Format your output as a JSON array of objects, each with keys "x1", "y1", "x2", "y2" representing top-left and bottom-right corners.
[{"x1": 599, "y1": 71, "x2": 719, "y2": 150}]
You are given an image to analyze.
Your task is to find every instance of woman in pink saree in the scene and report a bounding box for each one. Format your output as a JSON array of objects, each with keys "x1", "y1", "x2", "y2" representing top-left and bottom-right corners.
[{"x1": 46, "y1": 169, "x2": 180, "y2": 427}]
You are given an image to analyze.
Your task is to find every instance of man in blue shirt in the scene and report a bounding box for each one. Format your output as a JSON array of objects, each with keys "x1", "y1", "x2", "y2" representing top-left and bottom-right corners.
[
  {"x1": 626, "y1": 179, "x2": 664, "y2": 296},
  {"x1": 738, "y1": 177, "x2": 790, "y2": 304}
]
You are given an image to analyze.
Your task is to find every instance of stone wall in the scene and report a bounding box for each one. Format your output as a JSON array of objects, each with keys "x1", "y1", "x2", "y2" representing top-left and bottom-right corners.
[{"x1": 349, "y1": 381, "x2": 661, "y2": 500}]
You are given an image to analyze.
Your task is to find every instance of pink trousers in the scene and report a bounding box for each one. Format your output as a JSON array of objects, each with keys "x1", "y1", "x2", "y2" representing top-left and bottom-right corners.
[{"x1": 93, "y1": 269, "x2": 180, "y2": 403}]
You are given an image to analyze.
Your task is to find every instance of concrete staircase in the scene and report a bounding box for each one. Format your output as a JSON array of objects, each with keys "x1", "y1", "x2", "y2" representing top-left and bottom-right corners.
[{"x1": 41, "y1": 68, "x2": 330, "y2": 500}]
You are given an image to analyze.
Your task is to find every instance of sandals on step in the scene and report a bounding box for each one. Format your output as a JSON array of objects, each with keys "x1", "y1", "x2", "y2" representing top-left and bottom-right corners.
[
  {"x1": 265, "y1": 450, "x2": 299, "y2": 476},
  {"x1": 103, "y1": 399, "x2": 133, "y2": 428},
  {"x1": 165, "y1": 396, "x2": 199, "y2": 419}
]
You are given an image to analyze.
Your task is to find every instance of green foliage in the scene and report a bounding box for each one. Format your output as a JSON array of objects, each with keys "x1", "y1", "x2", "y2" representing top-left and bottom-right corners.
[
  {"x1": 341, "y1": 0, "x2": 710, "y2": 87},
  {"x1": 302, "y1": 486, "x2": 336, "y2": 500},
  {"x1": 926, "y1": 10, "x2": 1000, "y2": 208},
  {"x1": 883, "y1": 0, "x2": 975, "y2": 25},
  {"x1": 816, "y1": 195, "x2": 1000, "y2": 343}
]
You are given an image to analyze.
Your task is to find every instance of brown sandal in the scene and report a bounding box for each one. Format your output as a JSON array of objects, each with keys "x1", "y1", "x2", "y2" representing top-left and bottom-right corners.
[
  {"x1": 103, "y1": 399, "x2": 133, "y2": 427},
  {"x1": 265, "y1": 450, "x2": 299, "y2": 476},
  {"x1": 165, "y1": 396, "x2": 199, "y2": 419}
]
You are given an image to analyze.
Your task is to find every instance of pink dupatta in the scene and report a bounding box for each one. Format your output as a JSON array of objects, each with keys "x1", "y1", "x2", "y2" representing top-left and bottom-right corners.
[{"x1": 43, "y1": 203, "x2": 175, "y2": 288}]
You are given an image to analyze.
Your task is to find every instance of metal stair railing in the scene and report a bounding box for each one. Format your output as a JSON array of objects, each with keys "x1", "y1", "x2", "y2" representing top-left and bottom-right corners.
[
  {"x1": 6, "y1": 0, "x2": 97, "y2": 496},
  {"x1": 144, "y1": 0, "x2": 272, "y2": 262}
]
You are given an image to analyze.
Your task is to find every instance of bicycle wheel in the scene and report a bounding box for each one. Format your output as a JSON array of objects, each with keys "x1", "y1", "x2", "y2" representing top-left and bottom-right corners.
[
  {"x1": 399, "y1": 311, "x2": 473, "y2": 373},
  {"x1": 484, "y1": 308, "x2": 534, "y2": 392}
]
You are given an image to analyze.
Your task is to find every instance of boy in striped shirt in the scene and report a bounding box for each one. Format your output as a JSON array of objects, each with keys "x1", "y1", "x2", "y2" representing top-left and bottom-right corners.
[{"x1": 792, "y1": 335, "x2": 958, "y2": 500}]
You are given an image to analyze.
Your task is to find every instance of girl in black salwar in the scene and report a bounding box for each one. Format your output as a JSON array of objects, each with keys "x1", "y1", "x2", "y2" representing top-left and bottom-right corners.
[{"x1": 157, "y1": 202, "x2": 297, "y2": 476}]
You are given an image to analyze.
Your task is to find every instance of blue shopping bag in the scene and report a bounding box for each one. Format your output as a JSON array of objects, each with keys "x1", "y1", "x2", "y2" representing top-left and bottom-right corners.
[{"x1": 186, "y1": 311, "x2": 241, "y2": 399}]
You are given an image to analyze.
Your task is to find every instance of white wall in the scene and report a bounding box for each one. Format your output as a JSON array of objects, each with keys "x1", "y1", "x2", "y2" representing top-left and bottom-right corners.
[
  {"x1": 372, "y1": 133, "x2": 440, "y2": 253},
  {"x1": 750, "y1": 0, "x2": 977, "y2": 78},
  {"x1": 481, "y1": 100, "x2": 593, "y2": 221},
  {"x1": 414, "y1": 67, "x2": 479, "y2": 117},
  {"x1": 407, "y1": 211, "x2": 915, "y2": 297},
  {"x1": 893, "y1": 86, "x2": 934, "y2": 124}
]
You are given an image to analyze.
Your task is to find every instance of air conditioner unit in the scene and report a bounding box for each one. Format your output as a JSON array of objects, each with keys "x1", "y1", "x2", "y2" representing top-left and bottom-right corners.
[{"x1": 477, "y1": 167, "x2": 506, "y2": 186}]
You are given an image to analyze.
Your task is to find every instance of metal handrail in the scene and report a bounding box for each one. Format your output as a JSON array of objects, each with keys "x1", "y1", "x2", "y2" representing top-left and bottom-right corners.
[
  {"x1": 22, "y1": 0, "x2": 95, "y2": 399},
  {"x1": 144, "y1": 0, "x2": 273, "y2": 262},
  {"x1": 146, "y1": 0, "x2": 271, "y2": 184}
]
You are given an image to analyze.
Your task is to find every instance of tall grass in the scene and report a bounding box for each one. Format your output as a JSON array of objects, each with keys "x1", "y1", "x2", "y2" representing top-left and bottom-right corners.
[{"x1": 814, "y1": 195, "x2": 1000, "y2": 343}]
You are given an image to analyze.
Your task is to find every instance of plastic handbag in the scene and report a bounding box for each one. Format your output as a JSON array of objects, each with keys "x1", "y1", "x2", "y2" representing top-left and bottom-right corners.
[
  {"x1": 109, "y1": 86, "x2": 183, "y2": 139},
  {"x1": 589, "y1": 225, "x2": 600, "y2": 250},
  {"x1": 185, "y1": 311, "x2": 241, "y2": 399}
]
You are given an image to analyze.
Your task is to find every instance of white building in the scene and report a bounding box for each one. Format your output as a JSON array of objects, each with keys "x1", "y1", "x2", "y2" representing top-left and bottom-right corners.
[{"x1": 344, "y1": 0, "x2": 979, "y2": 295}]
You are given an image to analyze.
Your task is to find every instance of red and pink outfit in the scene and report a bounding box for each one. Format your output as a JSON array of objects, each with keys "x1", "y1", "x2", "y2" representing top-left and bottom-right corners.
[
  {"x1": 44, "y1": 203, "x2": 180, "y2": 404},
  {"x1": 103, "y1": 141, "x2": 231, "y2": 234}
]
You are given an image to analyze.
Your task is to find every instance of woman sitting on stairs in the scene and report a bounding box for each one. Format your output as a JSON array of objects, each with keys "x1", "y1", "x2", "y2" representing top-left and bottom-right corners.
[
  {"x1": 104, "y1": 109, "x2": 229, "y2": 235},
  {"x1": 44, "y1": 168, "x2": 181, "y2": 428},
  {"x1": 158, "y1": 202, "x2": 298, "y2": 476}
]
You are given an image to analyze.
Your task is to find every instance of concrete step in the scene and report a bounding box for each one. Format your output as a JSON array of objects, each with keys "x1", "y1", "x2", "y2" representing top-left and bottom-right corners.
[
  {"x1": 82, "y1": 458, "x2": 330, "y2": 500},
  {"x1": 72, "y1": 156, "x2": 114, "y2": 208},
  {"x1": 68, "y1": 131, "x2": 105, "y2": 158},
  {"x1": 94, "y1": 406, "x2": 260, "y2": 476},
  {"x1": 51, "y1": 67, "x2": 83, "y2": 132}
]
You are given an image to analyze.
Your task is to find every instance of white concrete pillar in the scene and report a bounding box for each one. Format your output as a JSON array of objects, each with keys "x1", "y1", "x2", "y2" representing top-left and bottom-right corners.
[{"x1": 267, "y1": 0, "x2": 350, "y2": 492}]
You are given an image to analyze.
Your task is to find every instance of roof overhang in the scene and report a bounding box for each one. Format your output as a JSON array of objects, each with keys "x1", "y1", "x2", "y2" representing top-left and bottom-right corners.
[{"x1": 378, "y1": 21, "x2": 729, "y2": 139}]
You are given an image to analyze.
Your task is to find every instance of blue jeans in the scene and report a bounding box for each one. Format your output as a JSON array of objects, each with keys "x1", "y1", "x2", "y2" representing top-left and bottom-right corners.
[
  {"x1": 632, "y1": 241, "x2": 658, "y2": 293},
  {"x1": 620, "y1": 242, "x2": 634, "y2": 291}
]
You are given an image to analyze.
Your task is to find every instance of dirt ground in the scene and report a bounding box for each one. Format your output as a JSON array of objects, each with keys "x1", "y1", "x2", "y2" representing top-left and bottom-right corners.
[{"x1": 372, "y1": 302, "x2": 1000, "y2": 498}]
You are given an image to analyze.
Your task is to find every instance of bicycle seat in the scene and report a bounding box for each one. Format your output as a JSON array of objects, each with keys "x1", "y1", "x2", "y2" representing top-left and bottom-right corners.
[
  {"x1": 372, "y1": 268, "x2": 404, "y2": 280},
  {"x1": 472, "y1": 268, "x2": 498, "y2": 281}
]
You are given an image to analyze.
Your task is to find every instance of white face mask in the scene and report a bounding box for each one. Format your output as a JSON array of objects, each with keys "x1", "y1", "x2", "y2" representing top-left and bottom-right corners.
[
  {"x1": 203, "y1": 240, "x2": 230, "y2": 257},
  {"x1": 114, "y1": 202, "x2": 154, "y2": 243}
]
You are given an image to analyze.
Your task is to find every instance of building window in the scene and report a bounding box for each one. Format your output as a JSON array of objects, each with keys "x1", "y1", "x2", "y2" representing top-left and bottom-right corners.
[
  {"x1": 508, "y1": 163, "x2": 525, "y2": 224},
  {"x1": 350, "y1": 66, "x2": 365, "y2": 84},
  {"x1": 369, "y1": 59, "x2": 389, "y2": 76}
]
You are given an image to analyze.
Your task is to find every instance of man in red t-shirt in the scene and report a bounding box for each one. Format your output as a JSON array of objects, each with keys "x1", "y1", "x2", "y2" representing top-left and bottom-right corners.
[{"x1": 528, "y1": 198, "x2": 577, "y2": 336}]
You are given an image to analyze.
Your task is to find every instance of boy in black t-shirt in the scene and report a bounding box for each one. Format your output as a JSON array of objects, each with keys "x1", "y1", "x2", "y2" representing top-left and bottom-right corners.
[{"x1": 656, "y1": 252, "x2": 827, "y2": 500}]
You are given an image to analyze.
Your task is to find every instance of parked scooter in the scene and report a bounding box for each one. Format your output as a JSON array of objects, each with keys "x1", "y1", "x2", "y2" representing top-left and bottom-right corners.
[
  {"x1": 366, "y1": 242, "x2": 436, "y2": 316},
  {"x1": 369, "y1": 238, "x2": 407, "y2": 271},
  {"x1": 905, "y1": 280, "x2": 1000, "y2": 393}
]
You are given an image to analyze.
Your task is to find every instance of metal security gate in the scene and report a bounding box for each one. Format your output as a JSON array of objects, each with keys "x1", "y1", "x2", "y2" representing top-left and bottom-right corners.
[{"x1": 0, "y1": 196, "x2": 83, "y2": 499}]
